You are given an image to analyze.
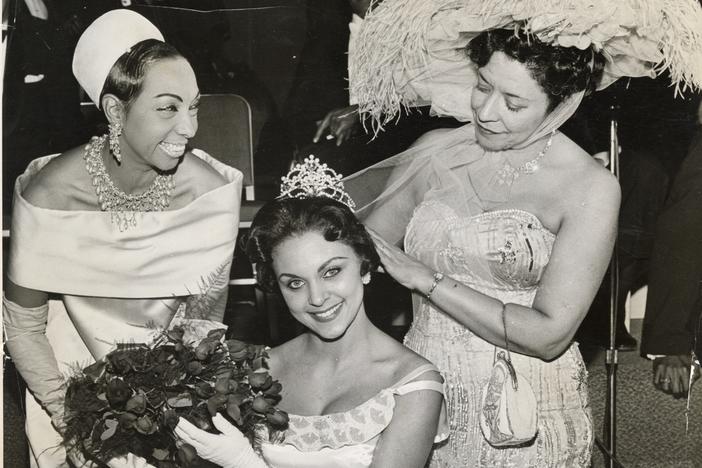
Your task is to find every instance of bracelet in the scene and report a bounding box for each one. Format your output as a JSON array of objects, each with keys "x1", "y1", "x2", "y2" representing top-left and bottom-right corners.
[{"x1": 425, "y1": 272, "x2": 445, "y2": 299}]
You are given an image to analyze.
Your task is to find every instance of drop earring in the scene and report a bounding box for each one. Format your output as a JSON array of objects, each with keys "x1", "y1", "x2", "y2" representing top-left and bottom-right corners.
[
  {"x1": 108, "y1": 121, "x2": 123, "y2": 163},
  {"x1": 362, "y1": 273, "x2": 371, "y2": 285}
]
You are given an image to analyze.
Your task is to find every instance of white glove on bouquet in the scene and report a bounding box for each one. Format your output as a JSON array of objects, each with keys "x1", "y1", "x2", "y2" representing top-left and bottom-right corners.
[{"x1": 175, "y1": 414, "x2": 268, "y2": 468}]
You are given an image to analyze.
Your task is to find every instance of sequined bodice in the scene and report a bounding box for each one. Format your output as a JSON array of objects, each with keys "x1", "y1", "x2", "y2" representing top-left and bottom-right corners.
[{"x1": 405, "y1": 201, "x2": 556, "y2": 340}]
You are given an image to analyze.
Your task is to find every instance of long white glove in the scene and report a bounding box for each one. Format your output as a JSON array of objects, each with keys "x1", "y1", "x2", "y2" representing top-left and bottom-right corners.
[
  {"x1": 174, "y1": 414, "x2": 269, "y2": 468},
  {"x1": 3, "y1": 296, "x2": 66, "y2": 430}
]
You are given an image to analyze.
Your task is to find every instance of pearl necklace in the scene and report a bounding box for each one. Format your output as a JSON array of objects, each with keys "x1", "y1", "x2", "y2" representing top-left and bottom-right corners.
[
  {"x1": 495, "y1": 130, "x2": 556, "y2": 186},
  {"x1": 83, "y1": 135, "x2": 175, "y2": 213}
]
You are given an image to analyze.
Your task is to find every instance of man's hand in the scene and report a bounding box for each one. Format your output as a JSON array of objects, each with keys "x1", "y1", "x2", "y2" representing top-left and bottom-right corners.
[
  {"x1": 653, "y1": 354, "x2": 701, "y2": 397},
  {"x1": 313, "y1": 105, "x2": 360, "y2": 146}
]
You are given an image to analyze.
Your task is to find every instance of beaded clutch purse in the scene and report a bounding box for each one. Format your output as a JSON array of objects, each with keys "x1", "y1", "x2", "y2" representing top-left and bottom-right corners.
[{"x1": 479, "y1": 305, "x2": 539, "y2": 447}]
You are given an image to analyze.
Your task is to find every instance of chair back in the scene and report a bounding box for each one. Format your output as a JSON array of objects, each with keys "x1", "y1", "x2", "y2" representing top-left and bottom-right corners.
[{"x1": 190, "y1": 94, "x2": 255, "y2": 200}]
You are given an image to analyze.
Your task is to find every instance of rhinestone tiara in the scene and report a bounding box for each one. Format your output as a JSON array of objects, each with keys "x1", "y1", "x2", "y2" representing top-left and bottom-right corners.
[{"x1": 279, "y1": 156, "x2": 356, "y2": 211}]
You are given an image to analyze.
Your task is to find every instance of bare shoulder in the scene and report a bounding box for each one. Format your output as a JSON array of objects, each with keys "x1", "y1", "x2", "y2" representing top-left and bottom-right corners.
[
  {"x1": 266, "y1": 337, "x2": 303, "y2": 377},
  {"x1": 550, "y1": 139, "x2": 620, "y2": 227},
  {"x1": 179, "y1": 151, "x2": 229, "y2": 197},
  {"x1": 379, "y1": 334, "x2": 443, "y2": 384},
  {"x1": 22, "y1": 145, "x2": 91, "y2": 209},
  {"x1": 410, "y1": 127, "x2": 456, "y2": 149}
]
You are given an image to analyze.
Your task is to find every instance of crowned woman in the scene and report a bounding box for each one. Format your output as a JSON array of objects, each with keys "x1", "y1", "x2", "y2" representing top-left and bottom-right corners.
[{"x1": 343, "y1": 0, "x2": 702, "y2": 466}]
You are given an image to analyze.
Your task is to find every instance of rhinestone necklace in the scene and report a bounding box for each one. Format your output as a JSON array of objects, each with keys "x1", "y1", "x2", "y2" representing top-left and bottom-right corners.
[
  {"x1": 84, "y1": 134, "x2": 175, "y2": 213},
  {"x1": 495, "y1": 130, "x2": 556, "y2": 186}
]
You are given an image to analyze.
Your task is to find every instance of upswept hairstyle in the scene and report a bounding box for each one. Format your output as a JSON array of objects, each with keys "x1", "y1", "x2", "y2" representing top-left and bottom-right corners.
[
  {"x1": 467, "y1": 27, "x2": 606, "y2": 111},
  {"x1": 245, "y1": 197, "x2": 380, "y2": 293},
  {"x1": 100, "y1": 39, "x2": 184, "y2": 108}
]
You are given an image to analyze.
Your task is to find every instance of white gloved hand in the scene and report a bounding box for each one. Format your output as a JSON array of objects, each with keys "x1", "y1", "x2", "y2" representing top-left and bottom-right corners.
[
  {"x1": 107, "y1": 453, "x2": 154, "y2": 468},
  {"x1": 174, "y1": 414, "x2": 268, "y2": 468}
]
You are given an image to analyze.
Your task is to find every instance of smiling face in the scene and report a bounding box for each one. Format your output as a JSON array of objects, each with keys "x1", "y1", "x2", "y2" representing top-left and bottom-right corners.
[
  {"x1": 119, "y1": 57, "x2": 200, "y2": 171},
  {"x1": 470, "y1": 52, "x2": 550, "y2": 151},
  {"x1": 272, "y1": 230, "x2": 369, "y2": 341}
]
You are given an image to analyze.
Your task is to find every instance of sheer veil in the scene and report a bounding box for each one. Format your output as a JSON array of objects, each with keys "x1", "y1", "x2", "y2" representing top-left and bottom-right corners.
[{"x1": 343, "y1": 91, "x2": 584, "y2": 245}]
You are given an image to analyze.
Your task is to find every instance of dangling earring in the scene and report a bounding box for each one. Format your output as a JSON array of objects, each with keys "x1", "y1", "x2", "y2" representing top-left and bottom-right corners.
[
  {"x1": 362, "y1": 273, "x2": 371, "y2": 285},
  {"x1": 108, "y1": 121, "x2": 122, "y2": 163}
]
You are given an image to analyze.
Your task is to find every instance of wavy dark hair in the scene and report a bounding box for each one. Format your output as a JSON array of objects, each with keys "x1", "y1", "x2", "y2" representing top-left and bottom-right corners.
[
  {"x1": 100, "y1": 39, "x2": 184, "y2": 108},
  {"x1": 245, "y1": 197, "x2": 380, "y2": 293},
  {"x1": 467, "y1": 27, "x2": 606, "y2": 111}
]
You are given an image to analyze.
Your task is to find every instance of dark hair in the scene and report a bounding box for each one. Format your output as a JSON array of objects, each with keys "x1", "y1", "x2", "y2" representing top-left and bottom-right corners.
[
  {"x1": 467, "y1": 27, "x2": 605, "y2": 111},
  {"x1": 245, "y1": 197, "x2": 380, "y2": 293},
  {"x1": 100, "y1": 39, "x2": 184, "y2": 108}
]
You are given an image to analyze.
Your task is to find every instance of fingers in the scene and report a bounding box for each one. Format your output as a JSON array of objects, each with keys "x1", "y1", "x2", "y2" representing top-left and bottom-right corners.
[
  {"x1": 670, "y1": 366, "x2": 684, "y2": 395},
  {"x1": 211, "y1": 414, "x2": 240, "y2": 437},
  {"x1": 313, "y1": 113, "x2": 333, "y2": 143},
  {"x1": 336, "y1": 126, "x2": 351, "y2": 146},
  {"x1": 174, "y1": 418, "x2": 209, "y2": 450},
  {"x1": 653, "y1": 360, "x2": 666, "y2": 387},
  {"x1": 662, "y1": 365, "x2": 676, "y2": 394}
]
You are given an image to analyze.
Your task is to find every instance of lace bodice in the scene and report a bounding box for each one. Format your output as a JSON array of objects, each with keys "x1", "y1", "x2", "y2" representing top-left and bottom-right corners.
[
  {"x1": 261, "y1": 364, "x2": 448, "y2": 468},
  {"x1": 405, "y1": 201, "x2": 555, "y2": 341}
]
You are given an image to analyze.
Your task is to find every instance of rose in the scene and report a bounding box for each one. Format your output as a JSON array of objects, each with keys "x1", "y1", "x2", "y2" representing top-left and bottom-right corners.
[
  {"x1": 119, "y1": 412, "x2": 138, "y2": 429},
  {"x1": 125, "y1": 394, "x2": 147, "y2": 414},
  {"x1": 195, "y1": 340, "x2": 218, "y2": 361},
  {"x1": 162, "y1": 409, "x2": 179, "y2": 430},
  {"x1": 264, "y1": 382, "x2": 283, "y2": 396},
  {"x1": 186, "y1": 361, "x2": 203, "y2": 376},
  {"x1": 252, "y1": 396, "x2": 272, "y2": 414},
  {"x1": 214, "y1": 376, "x2": 229, "y2": 394},
  {"x1": 106, "y1": 352, "x2": 133, "y2": 375},
  {"x1": 106, "y1": 378, "x2": 132, "y2": 408},
  {"x1": 65, "y1": 380, "x2": 107, "y2": 413},
  {"x1": 135, "y1": 415, "x2": 157, "y2": 435},
  {"x1": 214, "y1": 376, "x2": 239, "y2": 394},
  {"x1": 266, "y1": 409, "x2": 289, "y2": 427},
  {"x1": 226, "y1": 393, "x2": 245, "y2": 407},
  {"x1": 177, "y1": 444, "x2": 198, "y2": 466},
  {"x1": 225, "y1": 339, "x2": 247, "y2": 354},
  {"x1": 248, "y1": 372, "x2": 272, "y2": 390},
  {"x1": 207, "y1": 393, "x2": 228, "y2": 416},
  {"x1": 167, "y1": 326, "x2": 185, "y2": 342},
  {"x1": 226, "y1": 340, "x2": 249, "y2": 361},
  {"x1": 155, "y1": 348, "x2": 171, "y2": 363}
]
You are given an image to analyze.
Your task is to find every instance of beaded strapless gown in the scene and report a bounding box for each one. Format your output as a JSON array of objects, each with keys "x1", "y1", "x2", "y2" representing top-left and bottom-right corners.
[{"x1": 404, "y1": 201, "x2": 593, "y2": 467}]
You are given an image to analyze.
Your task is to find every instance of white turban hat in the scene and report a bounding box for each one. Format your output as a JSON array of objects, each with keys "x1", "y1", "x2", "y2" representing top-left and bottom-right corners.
[{"x1": 72, "y1": 9, "x2": 164, "y2": 108}]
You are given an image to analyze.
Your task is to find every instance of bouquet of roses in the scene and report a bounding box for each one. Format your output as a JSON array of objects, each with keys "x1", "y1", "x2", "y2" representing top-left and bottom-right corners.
[{"x1": 61, "y1": 321, "x2": 288, "y2": 467}]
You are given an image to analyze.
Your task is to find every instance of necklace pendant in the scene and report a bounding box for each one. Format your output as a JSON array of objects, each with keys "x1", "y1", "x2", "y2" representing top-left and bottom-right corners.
[
  {"x1": 495, "y1": 163, "x2": 519, "y2": 186},
  {"x1": 522, "y1": 160, "x2": 539, "y2": 174}
]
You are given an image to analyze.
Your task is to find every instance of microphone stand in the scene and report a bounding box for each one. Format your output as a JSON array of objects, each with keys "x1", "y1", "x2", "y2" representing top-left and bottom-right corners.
[{"x1": 604, "y1": 102, "x2": 621, "y2": 468}]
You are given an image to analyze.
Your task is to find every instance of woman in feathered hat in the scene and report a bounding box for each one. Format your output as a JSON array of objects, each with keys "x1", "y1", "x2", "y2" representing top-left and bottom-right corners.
[
  {"x1": 343, "y1": 0, "x2": 702, "y2": 466},
  {"x1": 3, "y1": 9, "x2": 242, "y2": 467}
]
